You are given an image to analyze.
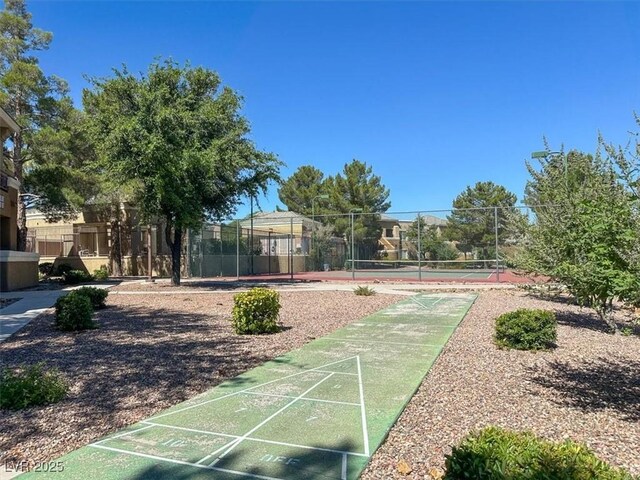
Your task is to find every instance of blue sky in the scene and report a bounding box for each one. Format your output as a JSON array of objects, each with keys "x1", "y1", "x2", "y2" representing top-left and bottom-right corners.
[{"x1": 28, "y1": 1, "x2": 640, "y2": 218}]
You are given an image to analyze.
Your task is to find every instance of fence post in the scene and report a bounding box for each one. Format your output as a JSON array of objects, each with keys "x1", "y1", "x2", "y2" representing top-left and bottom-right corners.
[
  {"x1": 185, "y1": 228, "x2": 191, "y2": 278},
  {"x1": 494, "y1": 206, "x2": 500, "y2": 282},
  {"x1": 417, "y1": 212, "x2": 422, "y2": 282},
  {"x1": 236, "y1": 222, "x2": 240, "y2": 280},
  {"x1": 351, "y1": 212, "x2": 355, "y2": 281},
  {"x1": 290, "y1": 217, "x2": 294, "y2": 281}
]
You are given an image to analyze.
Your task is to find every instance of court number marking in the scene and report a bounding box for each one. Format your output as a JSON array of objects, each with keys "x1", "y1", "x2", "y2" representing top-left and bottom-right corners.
[{"x1": 260, "y1": 454, "x2": 300, "y2": 466}]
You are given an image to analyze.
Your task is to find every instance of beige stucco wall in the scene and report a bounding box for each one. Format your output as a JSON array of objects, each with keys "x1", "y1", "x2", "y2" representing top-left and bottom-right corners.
[{"x1": 0, "y1": 251, "x2": 40, "y2": 291}]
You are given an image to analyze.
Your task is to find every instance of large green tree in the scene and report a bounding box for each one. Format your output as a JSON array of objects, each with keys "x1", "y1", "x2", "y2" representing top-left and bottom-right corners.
[
  {"x1": 406, "y1": 214, "x2": 458, "y2": 261},
  {"x1": 84, "y1": 61, "x2": 280, "y2": 285},
  {"x1": 277, "y1": 165, "x2": 327, "y2": 216},
  {"x1": 446, "y1": 181, "x2": 518, "y2": 260},
  {"x1": 0, "y1": 0, "x2": 74, "y2": 249},
  {"x1": 325, "y1": 159, "x2": 390, "y2": 260},
  {"x1": 25, "y1": 104, "x2": 99, "y2": 221},
  {"x1": 518, "y1": 150, "x2": 640, "y2": 330}
]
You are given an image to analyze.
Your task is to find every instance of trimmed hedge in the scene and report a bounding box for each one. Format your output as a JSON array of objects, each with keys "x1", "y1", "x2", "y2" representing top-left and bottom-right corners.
[
  {"x1": 0, "y1": 363, "x2": 68, "y2": 410},
  {"x1": 444, "y1": 427, "x2": 636, "y2": 480},
  {"x1": 55, "y1": 291, "x2": 96, "y2": 331},
  {"x1": 75, "y1": 286, "x2": 109, "y2": 309},
  {"x1": 232, "y1": 288, "x2": 281, "y2": 334},
  {"x1": 495, "y1": 308, "x2": 557, "y2": 350}
]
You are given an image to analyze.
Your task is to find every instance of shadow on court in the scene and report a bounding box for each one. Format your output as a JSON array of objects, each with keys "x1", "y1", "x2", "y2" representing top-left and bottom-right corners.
[{"x1": 124, "y1": 441, "x2": 359, "y2": 480}]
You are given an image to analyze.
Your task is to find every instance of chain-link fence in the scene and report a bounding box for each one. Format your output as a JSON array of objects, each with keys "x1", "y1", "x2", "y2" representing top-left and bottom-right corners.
[{"x1": 187, "y1": 206, "x2": 537, "y2": 282}]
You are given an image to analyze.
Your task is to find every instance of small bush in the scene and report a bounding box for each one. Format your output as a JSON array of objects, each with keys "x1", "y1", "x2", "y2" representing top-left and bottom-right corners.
[
  {"x1": 54, "y1": 291, "x2": 96, "y2": 331},
  {"x1": 53, "y1": 263, "x2": 73, "y2": 277},
  {"x1": 354, "y1": 285, "x2": 376, "y2": 296},
  {"x1": 232, "y1": 288, "x2": 281, "y2": 334},
  {"x1": 75, "y1": 286, "x2": 109, "y2": 309},
  {"x1": 38, "y1": 262, "x2": 55, "y2": 276},
  {"x1": 0, "y1": 363, "x2": 68, "y2": 410},
  {"x1": 494, "y1": 308, "x2": 557, "y2": 350},
  {"x1": 93, "y1": 265, "x2": 109, "y2": 281},
  {"x1": 444, "y1": 426, "x2": 635, "y2": 480},
  {"x1": 62, "y1": 269, "x2": 94, "y2": 285}
]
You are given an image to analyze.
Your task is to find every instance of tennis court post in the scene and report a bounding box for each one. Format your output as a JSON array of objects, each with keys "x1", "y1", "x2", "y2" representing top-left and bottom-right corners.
[
  {"x1": 494, "y1": 206, "x2": 500, "y2": 282},
  {"x1": 418, "y1": 212, "x2": 422, "y2": 281},
  {"x1": 236, "y1": 221, "x2": 240, "y2": 280},
  {"x1": 290, "y1": 217, "x2": 294, "y2": 281}
]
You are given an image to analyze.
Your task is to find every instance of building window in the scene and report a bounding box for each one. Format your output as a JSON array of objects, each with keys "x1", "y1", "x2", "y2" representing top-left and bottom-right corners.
[
  {"x1": 0, "y1": 194, "x2": 4, "y2": 209},
  {"x1": 385, "y1": 228, "x2": 394, "y2": 238}
]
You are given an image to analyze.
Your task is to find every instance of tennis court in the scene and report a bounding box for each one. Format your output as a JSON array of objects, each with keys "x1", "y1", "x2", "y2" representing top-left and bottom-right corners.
[
  {"x1": 20, "y1": 293, "x2": 477, "y2": 480},
  {"x1": 296, "y1": 259, "x2": 507, "y2": 282}
]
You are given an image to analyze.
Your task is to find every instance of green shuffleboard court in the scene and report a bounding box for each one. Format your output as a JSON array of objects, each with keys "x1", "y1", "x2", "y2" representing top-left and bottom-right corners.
[{"x1": 20, "y1": 293, "x2": 477, "y2": 480}]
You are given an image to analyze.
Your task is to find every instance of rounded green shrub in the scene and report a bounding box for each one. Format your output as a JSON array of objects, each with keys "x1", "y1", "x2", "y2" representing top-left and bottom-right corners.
[
  {"x1": 75, "y1": 286, "x2": 109, "y2": 309},
  {"x1": 62, "y1": 269, "x2": 94, "y2": 285},
  {"x1": 0, "y1": 363, "x2": 68, "y2": 410},
  {"x1": 53, "y1": 263, "x2": 73, "y2": 277},
  {"x1": 232, "y1": 288, "x2": 281, "y2": 334},
  {"x1": 444, "y1": 426, "x2": 635, "y2": 480},
  {"x1": 494, "y1": 308, "x2": 557, "y2": 350},
  {"x1": 38, "y1": 262, "x2": 55, "y2": 276},
  {"x1": 93, "y1": 265, "x2": 109, "y2": 281},
  {"x1": 54, "y1": 291, "x2": 96, "y2": 331}
]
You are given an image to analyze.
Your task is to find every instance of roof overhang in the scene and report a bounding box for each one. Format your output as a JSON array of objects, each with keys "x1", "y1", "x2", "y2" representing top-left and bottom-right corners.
[{"x1": 0, "y1": 107, "x2": 20, "y2": 136}]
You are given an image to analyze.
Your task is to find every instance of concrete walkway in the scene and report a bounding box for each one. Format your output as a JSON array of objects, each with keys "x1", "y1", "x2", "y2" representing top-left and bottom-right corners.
[{"x1": 0, "y1": 284, "x2": 114, "y2": 342}]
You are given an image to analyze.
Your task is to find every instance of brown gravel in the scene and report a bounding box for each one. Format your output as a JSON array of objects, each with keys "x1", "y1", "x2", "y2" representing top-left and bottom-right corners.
[
  {"x1": 361, "y1": 290, "x2": 640, "y2": 479},
  {"x1": 3, "y1": 288, "x2": 639, "y2": 478},
  {"x1": 0, "y1": 290, "x2": 399, "y2": 470}
]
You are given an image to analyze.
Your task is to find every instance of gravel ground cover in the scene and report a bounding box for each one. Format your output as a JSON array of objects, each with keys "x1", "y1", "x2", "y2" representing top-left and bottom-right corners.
[
  {"x1": 0, "y1": 290, "x2": 399, "y2": 471},
  {"x1": 3, "y1": 287, "x2": 639, "y2": 478},
  {"x1": 361, "y1": 290, "x2": 640, "y2": 479}
]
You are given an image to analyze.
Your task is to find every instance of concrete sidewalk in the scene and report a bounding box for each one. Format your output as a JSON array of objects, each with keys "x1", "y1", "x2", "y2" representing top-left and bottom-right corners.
[{"x1": 0, "y1": 285, "x2": 114, "y2": 342}]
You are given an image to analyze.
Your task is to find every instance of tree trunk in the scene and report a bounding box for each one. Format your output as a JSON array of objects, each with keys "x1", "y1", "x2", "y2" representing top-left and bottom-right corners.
[
  {"x1": 597, "y1": 301, "x2": 618, "y2": 333},
  {"x1": 13, "y1": 132, "x2": 28, "y2": 251},
  {"x1": 110, "y1": 217, "x2": 123, "y2": 276},
  {"x1": 165, "y1": 223, "x2": 182, "y2": 286}
]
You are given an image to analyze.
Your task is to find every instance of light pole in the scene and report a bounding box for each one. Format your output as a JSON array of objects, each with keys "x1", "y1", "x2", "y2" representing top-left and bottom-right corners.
[
  {"x1": 349, "y1": 208, "x2": 363, "y2": 280},
  {"x1": 532, "y1": 150, "x2": 566, "y2": 185},
  {"x1": 311, "y1": 194, "x2": 329, "y2": 261}
]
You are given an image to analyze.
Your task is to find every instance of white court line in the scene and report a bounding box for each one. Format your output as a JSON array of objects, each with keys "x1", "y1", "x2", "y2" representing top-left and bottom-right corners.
[
  {"x1": 92, "y1": 424, "x2": 155, "y2": 445},
  {"x1": 140, "y1": 421, "x2": 369, "y2": 458},
  {"x1": 149, "y1": 356, "x2": 358, "y2": 421},
  {"x1": 195, "y1": 439, "x2": 238, "y2": 465},
  {"x1": 242, "y1": 390, "x2": 360, "y2": 407},
  {"x1": 409, "y1": 296, "x2": 445, "y2": 310},
  {"x1": 318, "y1": 337, "x2": 439, "y2": 347},
  {"x1": 89, "y1": 444, "x2": 284, "y2": 480},
  {"x1": 209, "y1": 373, "x2": 337, "y2": 465},
  {"x1": 341, "y1": 453, "x2": 347, "y2": 480},
  {"x1": 313, "y1": 370, "x2": 358, "y2": 376},
  {"x1": 356, "y1": 356, "x2": 370, "y2": 457}
]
